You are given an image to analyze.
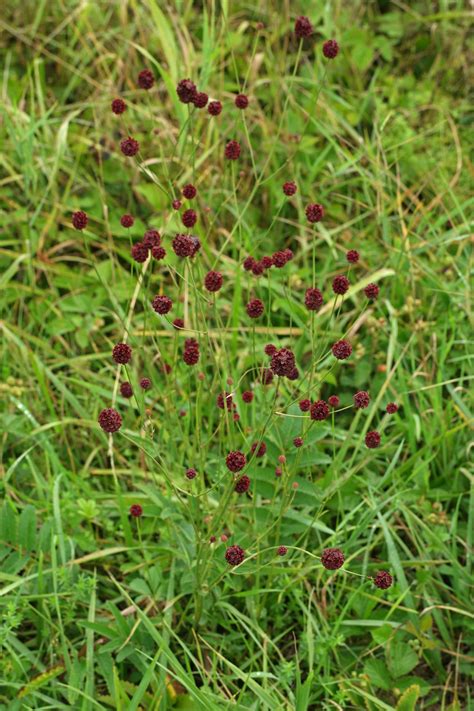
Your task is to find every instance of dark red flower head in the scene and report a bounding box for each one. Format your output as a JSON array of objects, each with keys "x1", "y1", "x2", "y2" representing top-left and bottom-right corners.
[
  {"x1": 283, "y1": 181, "x2": 297, "y2": 196},
  {"x1": 173, "y1": 318, "x2": 184, "y2": 330},
  {"x1": 288, "y1": 367, "x2": 299, "y2": 381},
  {"x1": 251, "y1": 441, "x2": 266, "y2": 458},
  {"x1": 208, "y1": 100, "x2": 222, "y2": 116},
  {"x1": 130, "y1": 503, "x2": 143, "y2": 517},
  {"x1": 131, "y1": 241, "x2": 149, "y2": 263},
  {"x1": 120, "y1": 214, "x2": 134, "y2": 228},
  {"x1": 323, "y1": 39, "x2": 339, "y2": 59},
  {"x1": 217, "y1": 391, "x2": 233, "y2": 411},
  {"x1": 172, "y1": 233, "x2": 195, "y2": 257},
  {"x1": 151, "y1": 245, "x2": 166, "y2": 260},
  {"x1": 373, "y1": 570, "x2": 393, "y2": 590},
  {"x1": 386, "y1": 402, "x2": 398, "y2": 414},
  {"x1": 332, "y1": 275, "x2": 350, "y2": 295},
  {"x1": 305, "y1": 203, "x2": 324, "y2": 223},
  {"x1": 246, "y1": 299, "x2": 264, "y2": 319},
  {"x1": 346, "y1": 249, "x2": 359, "y2": 264},
  {"x1": 305, "y1": 287, "x2": 323, "y2": 311},
  {"x1": 242, "y1": 390, "x2": 253, "y2": 403},
  {"x1": 321, "y1": 547, "x2": 344, "y2": 570},
  {"x1": 112, "y1": 343, "x2": 132, "y2": 364},
  {"x1": 225, "y1": 140, "x2": 241, "y2": 160},
  {"x1": 72, "y1": 211, "x2": 88, "y2": 230},
  {"x1": 112, "y1": 98, "x2": 126, "y2": 115},
  {"x1": 264, "y1": 343, "x2": 277, "y2": 357},
  {"x1": 328, "y1": 395, "x2": 340, "y2": 408},
  {"x1": 143, "y1": 229, "x2": 161, "y2": 249},
  {"x1": 270, "y1": 348, "x2": 296, "y2": 377},
  {"x1": 186, "y1": 468, "x2": 197, "y2": 480},
  {"x1": 192, "y1": 91, "x2": 208, "y2": 108},
  {"x1": 182, "y1": 209, "x2": 197, "y2": 228},
  {"x1": 204, "y1": 270, "x2": 223, "y2": 292},
  {"x1": 295, "y1": 16, "x2": 313, "y2": 39},
  {"x1": 120, "y1": 137, "x2": 139, "y2": 157},
  {"x1": 364, "y1": 283, "x2": 379, "y2": 300},
  {"x1": 120, "y1": 382, "x2": 133, "y2": 398},
  {"x1": 354, "y1": 391, "x2": 370, "y2": 409},
  {"x1": 261, "y1": 255, "x2": 273, "y2": 270},
  {"x1": 138, "y1": 69, "x2": 154, "y2": 89},
  {"x1": 209, "y1": 535, "x2": 216, "y2": 543},
  {"x1": 252, "y1": 261, "x2": 265, "y2": 276},
  {"x1": 98, "y1": 408, "x2": 122, "y2": 433},
  {"x1": 226, "y1": 450, "x2": 246, "y2": 473},
  {"x1": 225, "y1": 545, "x2": 245, "y2": 566},
  {"x1": 299, "y1": 399, "x2": 311, "y2": 412},
  {"x1": 243, "y1": 256, "x2": 256, "y2": 272},
  {"x1": 365, "y1": 431, "x2": 381, "y2": 449},
  {"x1": 293, "y1": 437, "x2": 303, "y2": 448},
  {"x1": 140, "y1": 377, "x2": 151, "y2": 390},
  {"x1": 177, "y1": 78, "x2": 197, "y2": 104},
  {"x1": 172, "y1": 199, "x2": 182, "y2": 210},
  {"x1": 183, "y1": 338, "x2": 200, "y2": 365},
  {"x1": 310, "y1": 400, "x2": 330, "y2": 421},
  {"x1": 152, "y1": 295, "x2": 172, "y2": 314},
  {"x1": 235, "y1": 93, "x2": 249, "y2": 109},
  {"x1": 235, "y1": 475, "x2": 250, "y2": 494},
  {"x1": 277, "y1": 545, "x2": 288, "y2": 556},
  {"x1": 182, "y1": 184, "x2": 197, "y2": 200},
  {"x1": 332, "y1": 340, "x2": 352, "y2": 360}
]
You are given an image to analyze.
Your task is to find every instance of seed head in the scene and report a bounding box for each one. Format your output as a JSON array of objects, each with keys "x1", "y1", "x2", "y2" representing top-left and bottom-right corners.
[
  {"x1": 182, "y1": 184, "x2": 197, "y2": 200},
  {"x1": 225, "y1": 545, "x2": 245, "y2": 566},
  {"x1": 277, "y1": 545, "x2": 288, "y2": 556},
  {"x1": 242, "y1": 390, "x2": 253, "y2": 403},
  {"x1": 120, "y1": 382, "x2": 133, "y2": 398},
  {"x1": 328, "y1": 395, "x2": 340, "y2": 408},
  {"x1": 293, "y1": 437, "x2": 303, "y2": 448},
  {"x1": 354, "y1": 391, "x2": 370, "y2": 409},
  {"x1": 172, "y1": 233, "x2": 195, "y2": 257},
  {"x1": 143, "y1": 229, "x2": 161, "y2": 249},
  {"x1": 346, "y1": 249, "x2": 359, "y2": 264},
  {"x1": 186, "y1": 468, "x2": 197, "y2": 480},
  {"x1": 72, "y1": 211, "x2": 88, "y2": 230},
  {"x1": 246, "y1": 299, "x2": 264, "y2": 319},
  {"x1": 226, "y1": 450, "x2": 246, "y2": 473},
  {"x1": 225, "y1": 140, "x2": 241, "y2": 160},
  {"x1": 192, "y1": 91, "x2": 208, "y2": 108},
  {"x1": 283, "y1": 181, "x2": 297, "y2": 196},
  {"x1": 112, "y1": 343, "x2": 132, "y2": 364},
  {"x1": 386, "y1": 402, "x2": 398, "y2": 414},
  {"x1": 129, "y1": 504, "x2": 143, "y2": 517},
  {"x1": 270, "y1": 348, "x2": 296, "y2": 377},
  {"x1": 310, "y1": 400, "x2": 330, "y2": 421},
  {"x1": 98, "y1": 408, "x2": 122, "y2": 433},
  {"x1": 305, "y1": 203, "x2": 324, "y2": 223},
  {"x1": 235, "y1": 93, "x2": 249, "y2": 109},
  {"x1": 177, "y1": 78, "x2": 197, "y2": 104},
  {"x1": 373, "y1": 570, "x2": 393, "y2": 590},
  {"x1": 111, "y1": 98, "x2": 126, "y2": 114},
  {"x1": 182, "y1": 209, "x2": 197, "y2": 228},
  {"x1": 251, "y1": 441, "x2": 266, "y2": 458},
  {"x1": 140, "y1": 377, "x2": 151, "y2": 390},
  {"x1": 152, "y1": 295, "x2": 172, "y2": 315},
  {"x1": 332, "y1": 275, "x2": 350, "y2": 295},
  {"x1": 235, "y1": 475, "x2": 250, "y2": 494},
  {"x1": 321, "y1": 547, "x2": 344, "y2": 570},
  {"x1": 295, "y1": 16, "x2": 313, "y2": 39},
  {"x1": 305, "y1": 287, "x2": 323, "y2": 311},
  {"x1": 120, "y1": 214, "x2": 134, "y2": 228},
  {"x1": 204, "y1": 270, "x2": 223, "y2": 292},
  {"x1": 151, "y1": 245, "x2": 166, "y2": 260},
  {"x1": 332, "y1": 340, "x2": 352, "y2": 360},
  {"x1": 323, "y1": 39, "x2": 339, "y2": 59},
  {"x1": 365, "y1": 431, "x2": 381, "y2": 449},
  {"x1": 364, "y1": 283, "x2": 379, "y2": 300},
  {"x1": 208, "y1": 100, "x2": 222, "y2": 116},
  {"x1": 299, "y1": 399, "x2": 311, "y2": 412},
  {"x1": 120, "y1": 137, "x2": 139, "y2": 157}
]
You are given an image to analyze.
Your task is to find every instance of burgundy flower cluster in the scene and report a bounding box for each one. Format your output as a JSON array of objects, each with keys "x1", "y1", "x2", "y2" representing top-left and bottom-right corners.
[{"x1": 243, "y1": 248, "x2": 293, "y2": 277}]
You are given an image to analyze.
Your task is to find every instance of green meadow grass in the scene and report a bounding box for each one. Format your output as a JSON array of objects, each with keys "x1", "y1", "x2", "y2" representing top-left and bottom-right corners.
[{"x1": 1, "y1": 1, "x2": 472, "y2": 709}]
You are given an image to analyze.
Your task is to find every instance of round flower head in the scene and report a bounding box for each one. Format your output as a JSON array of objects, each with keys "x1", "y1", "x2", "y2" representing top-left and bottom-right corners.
[
  {"x1": 152, "y1": 295, "x2": 172, "y2": 315},
  {"x1": 112, "y1": 343, "x2": 132, "y2": 365},
  {"x1": 293, "y1": 436, "x2": 303, "y2": 448},
  {"x1": 192, "y1": 91, "x2": 208, "y2": 108},
  {"x1": 225, "y1": 140, "x2": 241, "y2": 160},
  {"x1": 111, "y1": 98, "x2": 126, "y2": 115},
  {"x1": 305, "y1": 203, "x2": 324, "y2": 223},
  {"x1": 264, "y1": 343, "x2": 277, "y2": 357},
  {"x1": 185, "y1": 468, "x2": 197, "y2": 480},
  {"x1": 332, "y1": 340, "x2": 352, "y2": 360},
  {"x1": 323, "y1": 39, "x2": 339, "y2": 59},
  {"x1": 176, "y1": 78, "x2": 197, "y2": 104},
  {"x1": 131, "y1": 241, "x2": 148, "y2": 263},
  {"x1": 98, "y1": 408, "x2": 122, "y2": 433},
  {"x1": 120, "y1": 382, "x2": 133, "y2": 398},
  {"x1": 354, "y1": 391, "x2": 370, "y2": 409},
  {"x1": 151, "y1": 245, "x2": 166, "y2": 260},
  {"x1": 261, "y1": 255, "x2": 273, "y2": 270},
  {"x1": 204, "y1": 270, "x2": 223, "y2": 292},
  {"x1": 346, "y1": 249, "x2": 359, "y2": 264},
  {"x1": 235, "y1": 475, "x2": 250, "y2": 494},
  {"x1": 182, "y1": 209, "x2": 197, "y2": 228},
  {"x1": 138, "y1": 69, "x2": 154, "y2": 89},
  {"x1": 140, "y1": 377, "x2": 151, "y2": 390},
  {"x1": 173, "y1": 318, "x2": 184, "y2": 330},
  {"x1": 373, "y1": 570, "x2": 393, "y2": 590},
  {"x1": 321, "y1": 547, "x2": 344, "y2": 570},
  {"x1": 299, "y1": 399, "x2": 311, "y2": 412},
  {"x1": 310, "y1": 400, "x2": 330, "y2": 421},
  {"x1": 246, "y1": 299, "x2": 264, "y2": 319},
  {"x1": 143, "y1": 229, "x2": 161, "y2": 250},
  {"x1": 386, "y1": 402, "x2": 398, "y2": 414},
  {"x1": 235, "y1": 93, "x2": 249, "y2": 109},
  {"x1": 129, "y1": 504, "x2": 143, "y2": 517},
  {"x1": 272, "y1": 250, "x2": 290, "y2": 268},
  {"x1": 275, "y1": 467, "x2": 282, "y2": 477},
  {"x1": 242, "y1": 390, "x2": 253, "y2": 403},
  {"x1": 208, "y1": 100, "x2": 222, "y2": 116},
  {"x1": 365, "y1": 431, "x2": 381, "y2": 449},
  {"x1": 182, "y1": 184, "x2": 197, "y2": 200},
  {"x1": 252, "y1": 260, "x2": 265, "y2": 276},
  {"x1": 295, "y1": 16, "x2": 313, "y2": 39},
  {"x1": 209, "y1": 535, "x2": 216, "y2": 543},
  {"x1": 305, "y1": 287, "x2": 323, "y2": 311},
  {"x1": 72, "y1": 210, "x2": 88, "y2": 230},
  {"x1": 364, "y1": 283, "x2": 379, "y2": 300},
  {"x1": 172, "y1": 233, "x2": 195, "y2": 257},
  {"x1": 332, "y1": 275, "x2": 350, "y2": 295},
  {"x1": 270, "y1": 348, "x2": 296, "y2": 377},
  {"x1": 328, "y1": 395, "x2": 340, "y2": 408},
  {"x1": 172, "y1": 199, "x2": 182, "y2": 210},
  {"x1": 120, "y1": 214, "x2": 134, "y2": 228},
  {"x1": 277, "y1": 545, "x2": 288, "y2": 556},
  {"x1": 183, "y1": 338, "x2": 200, "y2": 366},
  {"x1": 217, "y1": 391, "x2": 233, "y2": 411},
  {"x1": 120, "y1": 137, "x2": 139, "y2": 157},
  {"x1": 251, "y1": 441, "x2": 266, "y2": 458},
  {"x1": 226, "y1": 450, "x2": 246, "y2": 473},
  {"x1": 225, "y1": 545, "x2": 245, "y2": 566},
  {"x1": 283, "y1": 181, "x2": 297, "y2": 196},
  {"x1": 243, "y1": 256, "x2": 256, "y2": 272}
]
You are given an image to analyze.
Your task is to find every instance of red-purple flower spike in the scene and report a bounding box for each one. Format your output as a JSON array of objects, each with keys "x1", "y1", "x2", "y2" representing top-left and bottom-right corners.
[
  {"x1": 176, "y1": 78, "x2": 197, "y2": 104},
  {"x1": 98, "y1": 408, "x2": 122, "y2": 433},
  {"x1": 305, "y1": 288, "x2": 323, "y2": 311},
  {"x1": 365, "y1": 431, "x2": 381, "y2": 449},
  {"x1": 140, "y1": 378, "x2": 151, "y2": 390},
  {"x1": 328, "y1": 395, "x2": 340, "y2": 408},
  {"x1": 332, "y1": 275, "x2": 350, "y2": 295},
  {"x1": 208, "y1": 100, "x2": 222, "y2": 116},
  {"x1": 293, "y1": 437, "x2": 303, "y2": 448},
  {"x1": 193, "y1": 92, "x2": 208, "y2": 108},
  {"x1": 278, "y1": 546, "x2": 288, "y2": 556},
  {"x1": 151, "y1": 245, "x2": 166, "y2": 260},
  {"x1": 120, "y1": 382, "x2": 133, "y2": 398},
  {"x1": 332, "y1": 340, "x2": 352, "y2": 360},
  {"x1": 138, "y1": 69, "x2": 154, "y2": 89},
  {"x1": 346, "y1": 249, "x2": 359, "y2": 264},
  {"x1": 323, "y1": 40, "x2": 339, "y2": 59},
  {"x1": 246, "y1": 299, "x2": 264, "y2": 318},
  {"x1": 321, "y1": 548, "x2": 344, "y2": 570},
  {"x1": 283, "y1": 181, "x2": 297, "y2": 196},
  {"x1": 235, "y1": 475, "x2": 250, "y2": 494},
  {"x1": 120, "y1": 137, "x2": 139, "y2": 157},
  {"x1": 152, "y1": 295, "x2": 172, "y2": 315},
  {"x1": 270, "y1": 348, "x2": 296, "y2": 377},
  {"x1": 250, "y1": 441, "x2": 266, "y2": 458},
  {"x1": 182, "y1": 209, "x2": 197, "y2": 228},
  {"x1": 120, "y1": 214, "x2": 134, "y2": 228},
  {"x1": 364, "y1": 283, "x2": 380, "y2": 300},
  {"x1": 72, "y1": 211, "x2": 88, "y2": 230},
  {"x1": 186, "y1": 468, "x2": 197, "y2": 480},
  {"x1": 172, "y1": 234, "x2": 195, "y2": 257},
  {"x1": 225, "y1": 545, "x2": 245, "y2": 566},
  {"x1": 242, "y1": 390, "x2": 253, "y2": 403},
  {"x1": 373, "y1": 570, "x2": 393, "y2": 590},
  {"x1": 226, "y1": 451, "x2": 246, "y2": 473},
  {"x1": 235, "y1": 93, "x2": 249, "y2": 109},
  {"x1": 129, "y1": 504, "x2": 143, "y2": 517},
  {"x1": 172, "y1": 199, "x2": 182, "y2": 210},
  {"x1": 182, "y1": 184, "x2": 197, "y2": 200},
  {"x1": 183, "y1": 338, "x2": 200, "y2": 365},
  {"x1": 295, "y1": 16, "x2": 313, "y2": 39},
  {"x1": 353, "y1": 391, "x2": 370, "y2": 409},
  {"x1": 204, "y1": 270, "x2": 223, "y2": 292},
  {"x1": 386, "y1": 402, "x2": 398, "y2": 414},
  {"x1": 131, "y1": 242, "x2": 148, "y2": 263},
  {"x1": 299, "y1": 399, "x2": 311, "y2": 412},
  {"x1": 225, "y1": 140, "x2": 241, "y2": 160},
  {"x1": 310, "y1": 400, "x2": 330, "y2": 421},
  {"x1": 112, "y1": 343, "x2": 132, "y2": 365},
  {"x1": 111, "y1": 98, "x2": 126, "y2": 115},
  {"x1": 305, "y1": 203, "x2": 324, "y2": 223}
]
